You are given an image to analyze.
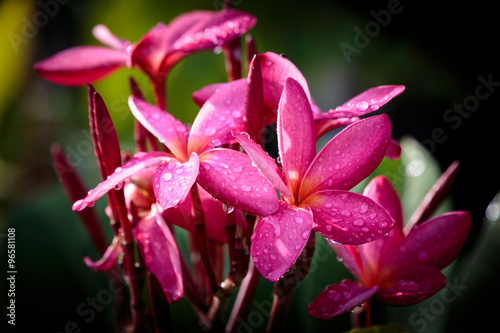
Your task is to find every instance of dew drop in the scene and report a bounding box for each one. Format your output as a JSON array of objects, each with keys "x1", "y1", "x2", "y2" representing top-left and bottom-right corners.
[
  {"x1": 343, "y1": 291, "x2": 352, "y2": 299},
  {"x1": 270, "y1": 254, "x2": 276, "y2": 260},
  {"x1": 86, "y1": 201, "x2": 95, "y2": 208},
  {"x1": 327, "y1": 290, "x2": 341, "y2": 301},
  {"x1": 205, "y1": 127, "x2": 216, "y2": 136},
  {"x1": 369, "y1": 212, "x2": 378, "y2": 219},
  {"x1": 336, "y1": 256, "x2": 343, "y2": 262},
  {"x1": 301, "y1": 230, "x2": 310, "y2": 240},
  {"x1": 356, "y1": 101, "x2": 369, "y2": 111},
  {"x1": 353, "y1": 219, "x2": 365, "y2": 227},
  {"x1": 379, "y1": 221, "x2": 388, "y2": 228},
  {"x1": 273, "y1": 224, "x2": 281, "y2": 237},
  {"x1": 114, "y1": 167, "x2": 122, "y2": 173},
  {"x1": 359, "y1": 203, "x2": 369, "y2": 214},
  {"x1": 212, "y1": 139, "x2": 222, "y2": 146},
  {"x1": 341, "y1": 210, "x2": 351, "y2": 217},
  {"x1": 361, "y1": 227, "x2": 370, "y2": 233},
  {"x1": 162, "y1": 173, "x2": 173, "y2": 181},
  {"x1": 241, "y1": 184, "x2": 252, "y2": 192},
  {"x1": 114, "y1": 182, "x2": 123, "y2": 190},
  {"x1": 295, "y1": 217, "x2": 304, "y2": 224},
  {"x1": 232, "y1": 110, "x2": 242, "y2": 118},
  {"x1": 325, "y1": 225, "x2": 333, "y2": 232}
]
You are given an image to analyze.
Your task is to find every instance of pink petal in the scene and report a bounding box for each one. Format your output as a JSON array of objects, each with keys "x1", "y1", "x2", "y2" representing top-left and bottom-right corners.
[
  {"x1": 377, "y1": 266, "x2": 446, "y2": 306},
  {"x1": 34, "y1": 46, "x2": 128, "y2": 86},
  {"x1": 386, "y1": 138, "x2": 402, "y2": 159},
  {"x1": 188, "y1": 79, "x2": 247, "y2": 153},
  {"x1": 73, "y1": 151, "x2": 174, "y2": 211},
  {"x1": 299, "y1": 114, "x2": 392, "y2": 198},
  {"x1": 153, "y1": 153, "x2": 199, "y2": 210},
  {"x1": 197, "y1": 149, "x2": 279, "y2": 216},
  {"x1": 306, "y1": 190, "x2": 395, "y2": 245},
  {"x1": 308, "y1": 279, "x2": 378, "y2": 319},
  {"x1": 250, "y1": 202, "x2": 313, "y2": 281},
  {"x1": 358, "y1": 176, "x2": 404, "y2": 277},
  {"x1": 334, "y1": 85, "x2": 405, "y2": 115},
  {"x1": 329, "y1": 243, "x2": 365, "y2": 282},
  {"x1": 383, "y1": 211, "x2": 472, "y2": 272},
  {"x1": 92, "y1": 24, "x2": 131, "y2": 51},
  {"x1": 258, "y1": 52, "x2": 313, "y2": 124},
  {"x1": 131, "y1": 23, "x2": 169, "y2": 77},
  {"x1": 83, "y1": 236, "x2": 122, "y2": 271},
  {"x1": 278, "y1": 78, "x2": 316, "y2": 198},
  {"x1": 135, "y1": 207, "x2": 183, "y2": 303},
  {"x1": 192, "y1": 82, "x2": 229, "y2": 107},
  {"x1": 129, "y1": 96, "x2": 190, "y2": 161},
  {"x1": 163, "y1": 9, "x2": 256, "y2": 71},
  {"x1": 243, "y1": 55, "x2": 265, "y2": 143},
  {"x1": 234, "y1": 132, "x2": 292, "y2": 201},
  {"x1": 405, "y1": 161, "x2": 460, "y2": 233}
]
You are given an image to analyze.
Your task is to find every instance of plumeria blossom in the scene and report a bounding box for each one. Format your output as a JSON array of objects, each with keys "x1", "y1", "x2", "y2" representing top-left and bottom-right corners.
[
  {"x1": 73, "y1": 78, "x2": 279, "y2": 219},
  {"x1": 193, "y1": 51, "x2": 404, "y2": 157},
  {"x1": 234, "y1": 78, "x2": 396, "y2": 281},
  {"x1": 308, "y1": 173, "x2": 471, "y2": 319},
  {"x1": 33, "y1": 9, "x2": 256, "y2": 87}
]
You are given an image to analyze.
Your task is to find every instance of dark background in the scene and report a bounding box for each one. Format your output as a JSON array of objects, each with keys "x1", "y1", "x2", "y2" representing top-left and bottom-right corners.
[{"x1": 1, "y1": 0, "x2": 498, "y2": 332}]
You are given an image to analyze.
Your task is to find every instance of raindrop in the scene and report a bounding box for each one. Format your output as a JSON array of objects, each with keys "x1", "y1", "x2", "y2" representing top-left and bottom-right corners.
[
  {"x1": 114, "y1": 167, "x2": 123, "y2": 173},
  {"x1": 241, "y1": 185, "x2": 252, "y2": 192},
  {"x1": 301, "y1": 230, "x2": 310, "y2": 240},
  {"x1": 327, "y1": 290, "x2": 341, "y2": 301},
  {"x1": 212, "y1": 139, "x2": 222, "y2": 146},
  {"x1": 361, "y1": 227, "x2": 370, "y2": 233},
  {"x1": 355, "y1": 101, "x2": 369, "y2": 111},
  {"x1": 270, "y1": 255, "x2": 276, "y2": 260},
  {"x1": 359, "y1": 203, "x2": 369, "y2": 214},
  {"x1": 273, "y1": 224, "x2": 281, "y2": 237},
  {"x1": 205, "y1": 127, "x2": 216, "y2": 136},
  {"x1": 325, "y1": 225, "x2": 333, "y2": 232},
  {"x1": 341, "y1": 210, "x2": 351, "y2": 218},
  {"x1": 353, "y1": 219, "x2": 364, "y2": 227},
  {"x1": 295, "y1": 217, "x2": 304, "y2": 224},
  {"x1": 336, "y1": 256, "x2": 343, "y2": 262},
  {"x1": 343, "y1": 291, "x2": 352, "y2": 299},
  {"x1": 223, "y1": 203, "x2": 235, "y2": 214},
  {"x1": 379, "y1": 221, "x2": 388, "y2": 228},
  {"x1": 369, "y1": 212, "x2": 378, "y2": 219},
  {"x1": 162, "y1": 173, "x2": 173, "y2": 181},
  {"x1": 114, "y1": 182, "x2": 123, "y2": 190},
  {"x1": 86, "y1": 201, "x2": 95, "y2": 208}
]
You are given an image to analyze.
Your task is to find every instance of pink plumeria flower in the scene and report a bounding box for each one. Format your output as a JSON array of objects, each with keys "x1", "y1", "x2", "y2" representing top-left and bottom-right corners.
[
  {"x1": 308, "y1": 174, "x2": 471, "y2": 319},
  {"x1": 73, "y1": 78, "x2": 279, "y2": 217},
  {"x1": 34, "y1": 9, "x2": 256, "y2": 86},
  {"x1": 234, "y1": 78, "x2": 395, "y2": 281}
]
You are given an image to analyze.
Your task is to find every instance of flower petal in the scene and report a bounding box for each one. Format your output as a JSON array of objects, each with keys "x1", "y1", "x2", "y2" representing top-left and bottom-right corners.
[
  {"x1": 34, "y1": 46, "x2": 128, "y2": 86},
  {"x1": 278, "y1": 78, "x2": 316, "y2": 198},
  {"x1": 334, "y1": 85, "x2": 405, "y2": 115},
  {"x1": 129, "y1": 95, "x2": 190, "y2": 161},
  {"x1": 163, "y1": 9, "x2": 256, "y2": 71},
  {"x1": 308, "y1": 279, "x2": 378, "y2": 319},
  {"x1": 153, "y1": 153, "x2": 199, "y2": 210},
  {"x1": 383, "y1": 211, "x2": 472, "y2": 272},
  {"x1": 135, "y1": 207, "x2": 183, "y2": 303},
  {"x1": 197, "y1": 149, "x2": 279, "y2": 216},
  {"x1": 377, "y1": 266, "x2": 446, "y2": 306},
  {"x1": 92, "y1": 24, "x2": 131, "y2": 51},
  {"x1": 131, "y1": 23, "x2": 169, "y2": 77},
  {"x1": 306, "y1": 190, "x2": 395, "y2": 245},
  {"x1": 188, "y1": 79, "x2": 247, "y2": 153},
  {"x1": 258, "y1": 52, "x2": 314, "y2": 124},
  {"x1": 386, "y1": 138, "x2": 402, "y2": 159},
  {"x1": 234, "y1": 132, "x2": 292, "y2": 201},
  {"x1": 358, "y1": 176, "x2": 404, "y2": 278},
  {"x1": 192, "y1": 82, "x2": 229, "y2": 107},
  {"x1": 73, "y1": 151, "x2": 174, "y2": 211},
  {"x1": 300, "y1": 114, "x2": 392, "y2": 198},
  {"x1": 250, "y1": 202, "x2": 313, "y2": 281},
  {"x1": 83, "y1": 237, "x2": 122, "y2": 272},
  {"x1": 243, "y1": 55, "x2": 265, "y2": 143}
]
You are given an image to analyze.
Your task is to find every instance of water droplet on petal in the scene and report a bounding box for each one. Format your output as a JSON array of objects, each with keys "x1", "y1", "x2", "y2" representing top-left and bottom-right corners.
[
  {"x1": 301, "y1": 230, "x2": 310, "y2": 240},
  {"x1": 273, "y1": 224, "x2": 281, "y2": 237},
  {"x1": 212, "y1": 139, "x2": 222, "y2": 146},
  {"x1": 325, "y1": 225, "x2": 333, "y2": 232},
  {"x1": 114, "y1": 167, "x2": 122, "y2": 173},
  {"x1": 86, "y1": 201, "x2": 95, "y2": 208},
  {"x1": 205, "y1": 127, "x2": 216, "y2": 136},
  {"x1": 353, "y1": 219, "x2": 365, "y2": 227},
  {"x1": 295, "y1": 217, "x2": 304, "y2": 224},
  {"x1": 359, "y1": 203, "x2": 368, "y2": 214},
  {"x1": 327, "y1": 290, "x2": 341, "y2": 301},
  {"x1": 379, "y1": 221, "x2": 388, "y2": 228},
  {"x1": 162, "y1": 173, "x2": 173, "y2": 181},
  {"x1": 223, "y1": 203, "x2": 235, "y2": 214},
  {"x1": 341, "y1": 210, "x2": 351, "y2": 217},
  {"x1": 343, "y1": 291, "x2": 352, "y2": 299},
  {"x1": 356, "y1": 101, "x2": 369, "y2": 111},
  {"x1": 336, "y1": 256, "x2": 343, "y2": 262},
  {"x1": 114, "y1": 181, "x2": 123, "y2": 190},
  {"x1": 369, "y1": 212, "x2": 378, "y2": 219},
  {"x1": 241, "y1": 184, "x2": 252, "y2": 192}
]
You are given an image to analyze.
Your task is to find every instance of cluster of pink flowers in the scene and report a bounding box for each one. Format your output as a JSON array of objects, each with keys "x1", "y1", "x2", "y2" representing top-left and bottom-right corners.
[{"x1": 36, "y1": 7, "x2": 471, "y2": 332}]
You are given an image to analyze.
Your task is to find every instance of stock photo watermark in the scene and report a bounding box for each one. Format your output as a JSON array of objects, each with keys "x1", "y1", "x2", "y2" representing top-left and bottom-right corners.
[
  {"x1": 340, "y1": 0, "x2": 411, "y2": 64},
  {"x1": 8, "y1": 0, "x2": 71, "y2": 54},
  {"x1": 408, "y1": 277, "x2": 467, "y2": 333},
  {"x1": 421, "y1": 73, "x2": 499, "y2": 154}
]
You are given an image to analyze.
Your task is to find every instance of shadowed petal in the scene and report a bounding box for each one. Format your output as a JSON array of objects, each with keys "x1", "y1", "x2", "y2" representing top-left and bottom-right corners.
[
  {"x1": 234, "y1": 132, "x2": 292, "y2": 201},
  {"x1": 132, "y1": 23, "x2": 169, "y2": 77},
  {"x1": 197, "y1": 149, "x2": 279, "y2": 216},
  {"x1": 300, "y1": 114, "x2": 391, "y2": 199},
  {"x1": 188, "y1": 79, "x2": 247, "y2": 153},
  {"x1": 129, "y1": 96, "x2": 190, "y2": 161},
  {"x1": 278, "y1": 78, "x2": 316, "y2": 197},
  {"x1": 377, "y1": 266, "x2": 446, "y2": 306},
  {"x1": 306, "y1": 190, "x2": 395, "y2": 245},
  {"x1": 83, "y1": 237, "x2": 122, "y2": 272},
  {"x1": 251, "y1": 202, "x2": 313, "y2": 281},
  {"x1": 34, "y1": 46, "x2": 128, "y2": 86},
  {"x1": 73, "y1": 152, "x2": 174, "y2": 211},
  {"x1": 135, "y1": 207, "x2": 183, "y2": 303},
  {"x1": 153, "y1": 153, "x2": 199, "y2": 210},
  {"x1": 243, "y1": 55, "x2": 265, "y2": 143},
  {"x1": 358, "y1": 176, "x2": 404, "y2": 277},
  {"x1": 308, "y1": 279, "x2": 378, "y2": 319},
  {"x1": 383, "y1": 211, "x2": 472, "y2": 272},
  {"x1": 334, "y1": 85, "x2": 405, "y2": 115},
  {"x1": 386, "y1": 138, "x2": 402, "y2": 159}
]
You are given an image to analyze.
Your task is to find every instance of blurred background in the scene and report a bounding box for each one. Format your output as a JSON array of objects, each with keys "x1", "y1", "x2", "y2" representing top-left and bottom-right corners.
[{"x1": 1, "y1": 0, "x2": 499, "y2": 332}]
